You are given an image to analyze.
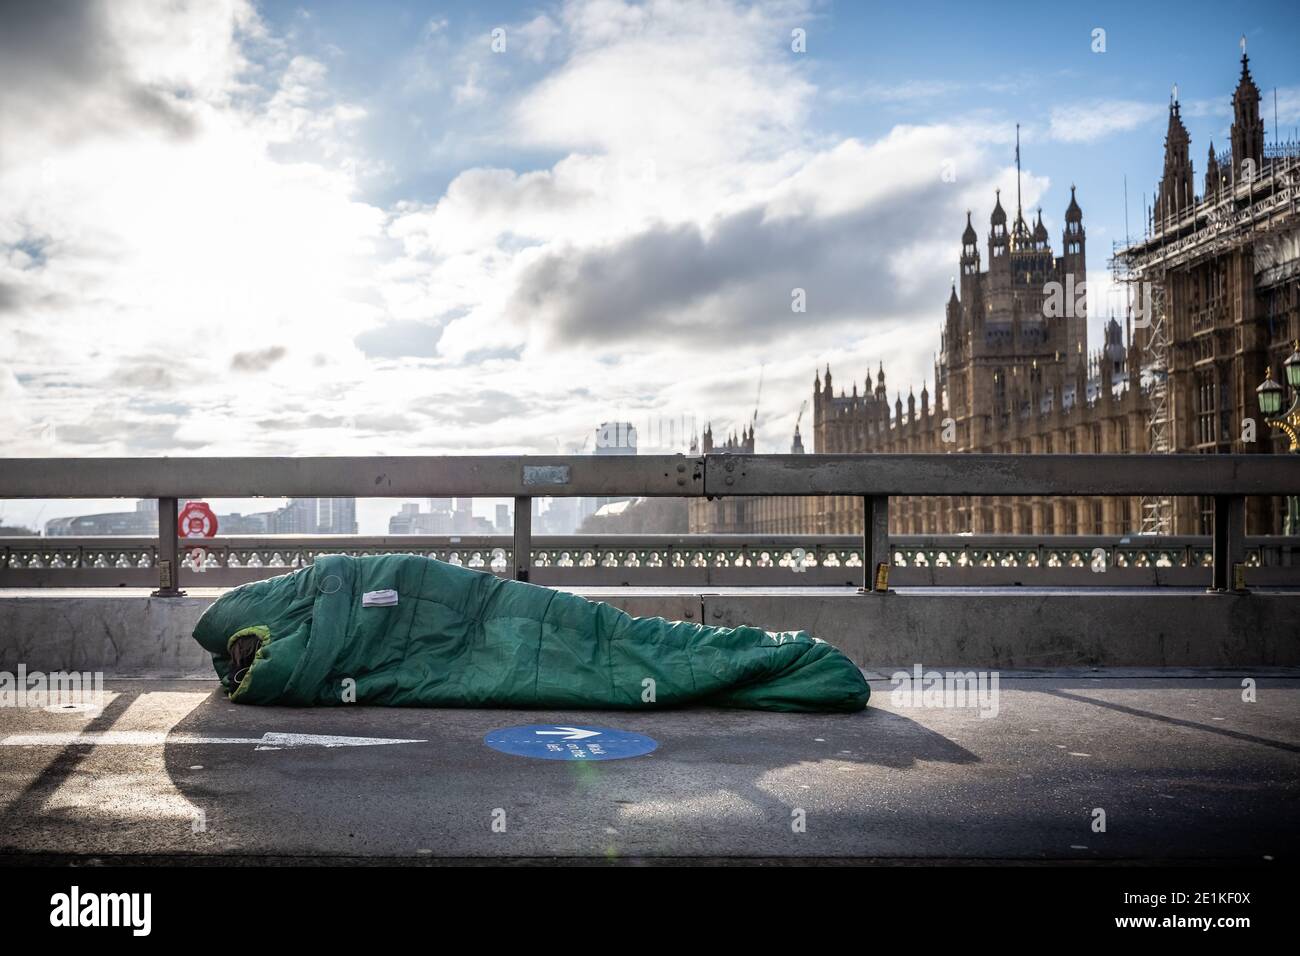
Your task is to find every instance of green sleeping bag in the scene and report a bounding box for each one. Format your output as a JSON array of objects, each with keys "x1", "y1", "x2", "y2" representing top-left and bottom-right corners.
[{"x1": 191, "y1": 553, "x2": 869, "y2": 713}]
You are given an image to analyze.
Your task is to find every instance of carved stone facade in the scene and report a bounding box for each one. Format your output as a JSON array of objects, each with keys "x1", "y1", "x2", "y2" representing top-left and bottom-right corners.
[
  {"x1": 1137, "y1": 50, "x2": 1300, "y2": 535},
  {"x1": 689, "y1": 50, "x2": 1299, "y2": 537}
]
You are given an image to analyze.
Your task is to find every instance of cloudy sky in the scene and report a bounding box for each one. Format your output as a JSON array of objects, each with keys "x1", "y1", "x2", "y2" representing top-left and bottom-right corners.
[{"x1": 2, "y1": 0, "x2": 1298, "y2": 529}]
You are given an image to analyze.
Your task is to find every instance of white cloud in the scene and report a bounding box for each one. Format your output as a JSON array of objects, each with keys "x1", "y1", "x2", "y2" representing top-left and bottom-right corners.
[
  {"x1": 1, "y1": 0, "x2": 1022, "y2": 502},
  {"x1": 515, "y1": 13, "x2": 563, "y2": 63},
  {"x1": 514, "y1": 0, "x2": 815, "y2": 170},
  {"x1": 452, "y1": 65, "x2": 488, "y2": 106},
  {"x1": 1048, "y1": 99, "x2": 1165, "y2": 143}
]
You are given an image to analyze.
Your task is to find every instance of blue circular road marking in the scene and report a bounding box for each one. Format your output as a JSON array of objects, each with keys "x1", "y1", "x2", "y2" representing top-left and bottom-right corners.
[{"x1": 484, "y1": 724, "x2": 657, "y2": 761}]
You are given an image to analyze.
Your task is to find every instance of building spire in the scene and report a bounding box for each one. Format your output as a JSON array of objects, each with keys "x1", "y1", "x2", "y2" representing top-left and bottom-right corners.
[
  {"x1": 1231, "y1": 36, "x2": 1264, "y2": 173},
  {"x1": 1065, "y1": 184, "x2": 1082, "y2": 221},
  {"x1": 1015, "y1": 123, "x2": 1023, "y2": 221}
]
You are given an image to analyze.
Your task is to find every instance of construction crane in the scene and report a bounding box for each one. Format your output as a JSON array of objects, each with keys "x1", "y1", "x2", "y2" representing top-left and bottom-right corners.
[
  {"x1": 560, "y1": 432, "x2": 590, "y2": 455},
  {"x1": 751, "y1": 364, "x2": 765, "y2": 431}
]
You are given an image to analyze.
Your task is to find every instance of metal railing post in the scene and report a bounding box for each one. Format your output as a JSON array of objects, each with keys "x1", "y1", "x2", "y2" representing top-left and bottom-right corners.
[
  {"x1": 861, "y1": 495, "x2": 890, "y2": 593},
  {"x1": 151, "y1": 496, "x2": 185, "y2": 597},
  {"x1": 513, "y1": 495, "x2": 531, "y2": 582},
  {"x1": 1211, "y1": 494, "x2": 1247, "y2": 592}
]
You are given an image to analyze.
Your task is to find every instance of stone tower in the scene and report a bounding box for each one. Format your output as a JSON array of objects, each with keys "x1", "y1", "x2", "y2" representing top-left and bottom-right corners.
[
  {"x1": 1157, "y1": 93, "x2": 1193, "y2": 222},
  {"x1": 1230, "y1": 43, "x2": 1265, "y2": 178}
]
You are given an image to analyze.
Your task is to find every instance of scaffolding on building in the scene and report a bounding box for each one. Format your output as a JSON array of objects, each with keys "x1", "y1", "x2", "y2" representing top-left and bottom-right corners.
[
  {"x1": 1111, "y1": 147, "x2": 1300, "y2": 534},
  {"x1": 1110, "y1": 234, "x2": 1173, "y2": 533}
]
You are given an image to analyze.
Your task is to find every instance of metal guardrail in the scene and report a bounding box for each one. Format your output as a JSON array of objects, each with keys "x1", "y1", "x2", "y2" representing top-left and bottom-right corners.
[
  {"x1": 2, "y1": 453, "x2": 1298, "y2": 593},
  {"x1": 705, "y1": 454, "x2": 1299, "y2": 496},
  {"x1": 0, "y1": 455, "x2": 703, "y2": 499},
  {"x1": 3, "y1": 534, "x2": 1298, "y2": 589}
]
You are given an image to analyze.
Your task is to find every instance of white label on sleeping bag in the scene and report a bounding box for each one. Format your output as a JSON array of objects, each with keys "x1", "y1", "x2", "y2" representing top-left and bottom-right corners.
[{"x1": 362, "y1": 589, "x2": 399, "y2": 607}]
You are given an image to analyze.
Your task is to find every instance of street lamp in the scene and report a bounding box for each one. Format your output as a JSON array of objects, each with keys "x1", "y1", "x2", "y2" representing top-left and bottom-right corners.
[{"x1": 1255, "y1": 341, "x2": 1300, "y2": 533}]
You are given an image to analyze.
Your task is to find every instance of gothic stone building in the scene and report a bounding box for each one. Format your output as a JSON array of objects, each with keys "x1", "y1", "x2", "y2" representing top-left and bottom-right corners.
[
  {"x1": 689, "y1": 49, "x2": 1299, "y2": 537},
  {"x1": 691, "y1": 185, "x2": 1150, "y2": 536},
  {"x1": 687, "y1": 421, "x2": 823, "y2": 532},
  {"x1": 1125, "y1": 49, "x2": 1300, "y2": 535}
]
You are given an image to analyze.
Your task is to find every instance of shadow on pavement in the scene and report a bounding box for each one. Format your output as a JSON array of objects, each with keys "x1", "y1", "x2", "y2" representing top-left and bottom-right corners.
[
  {"x1": 1, "y1": 688, "x2": 141, "y2": 823},
  {"x1": 1040, "y1": 687, "x2": 1300, "y2": 754},
  {"x1": 155, "y1": 686, "x2": 979, "y2": 858}
]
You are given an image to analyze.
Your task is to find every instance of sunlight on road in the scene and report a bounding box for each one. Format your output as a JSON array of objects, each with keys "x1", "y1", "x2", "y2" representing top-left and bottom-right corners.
[{"x1": 2, "y1": 690, "x2": 210, "y2": 840}]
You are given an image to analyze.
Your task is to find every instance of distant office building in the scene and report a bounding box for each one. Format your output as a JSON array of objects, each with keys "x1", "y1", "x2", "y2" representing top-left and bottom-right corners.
[
  {"x1": 263, "y1": 497, "x2": 358, "y2": 534},
  {"x1": 219, "y1": 512, "x2": 272, "y2": 534},
  {"x1": 495, "y1": 503, "x2": 511, "y2": 532},
  {"x1": 389, "y1": 504, "x2": 419, "y2": 534},
  {"x1": 388, "y1": 500, "x2": 491, "y2": 534},
  {"x1": 268, "y1": 498, "x2": 317, "y2": 534},
  {"x1": 388, "y1": 502, "x2": 453, "y2": 534},
  {"x1": 44, "y1": 497, "x2": 358, "y2": 536},
  {"x1": 536, "y1": 497, "x2": 573, "y2": 533},
  {"x1": 317, "y1": 497, "x2": 358, "y2": 534},
  {"x1": 45, "y1": 504, "x2": 158, "y2": 536},
  {"x1": 452, "y1": 498, "x2": 476, "y2": 533}
]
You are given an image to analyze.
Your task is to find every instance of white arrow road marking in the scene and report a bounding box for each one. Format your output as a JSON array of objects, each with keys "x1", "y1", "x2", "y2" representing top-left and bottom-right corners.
[
  {"x1": 534, "y1": 727, "x2": 601, "y2": 741},
  {"x1": 0, "y1": 731, "x2": 427, "y2": 749}
]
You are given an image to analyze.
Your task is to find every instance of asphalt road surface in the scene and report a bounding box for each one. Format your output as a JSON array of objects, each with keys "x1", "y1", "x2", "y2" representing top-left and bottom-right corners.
[{"x1": 1, "y1": 672, "x2": 1296, "y2": 863}]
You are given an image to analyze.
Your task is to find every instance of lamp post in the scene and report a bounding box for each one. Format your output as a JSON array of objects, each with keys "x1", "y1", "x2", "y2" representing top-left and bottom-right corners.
[{"x1": 1255, "y1": 342, "x2": 1300, "y2": 534}]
